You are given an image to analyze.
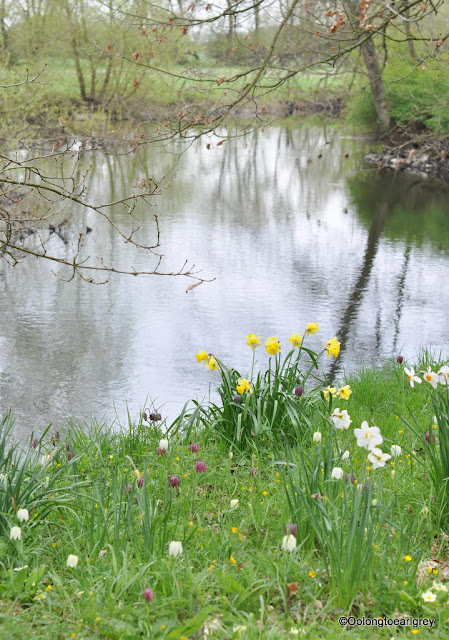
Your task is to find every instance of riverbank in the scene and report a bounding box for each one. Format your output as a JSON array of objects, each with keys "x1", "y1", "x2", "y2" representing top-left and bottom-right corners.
[{"x1": 2, "y1": 347, "x2": 449, "y2": 639}]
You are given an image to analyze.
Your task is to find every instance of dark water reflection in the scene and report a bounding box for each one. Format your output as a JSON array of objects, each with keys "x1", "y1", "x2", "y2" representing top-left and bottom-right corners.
[{"x1": 1, "y1": 126, "x2": 448, "y2": 440}]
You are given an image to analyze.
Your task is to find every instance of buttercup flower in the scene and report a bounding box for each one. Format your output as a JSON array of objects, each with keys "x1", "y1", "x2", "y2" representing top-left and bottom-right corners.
[
  {"x1": 282, "y1": 534, "x2": 297, "y2": 552},
  {"x1": 196, "y1": 350, "x2": 209, "y2": 363},
  {"x1": 390, "y1": 444, "x2": 402, "y2": 456},
  {"x1": 423, "y1": 367, "x2": 439, "y2": 389},
  {"x1": 168, "y1": 541, "x2": 183, "y2": 557},
  {"x1": 404, "y1": 367, "x2": 422, "y2": 388},
  {"x1": 337, "y1": 385, "x2": 352, "y2": 400},
  {"x1": 330, "y1": 408, "x2": 352, "y2": 430},
  {"x1": 331, "y1": 467, "x2": 344, "y2": 480},
  {"x1": 10, "y1": 526, "x2": 21, "y2": 541},
  {"x1": 421, "y1": 590, "x2": 437, "y2": 603},
  {"x1": 367, "y1": 448, "x2": 391, "y2": 470},
  {"x1": 312, "y1": 431, "x2": 322, "y2": 443},
  {"x1": 354, "y1": 421, "x2": 383, "y2": 450},
  {"x1": 325, "y1": 336, "x2": 341, "y2": 359},
  {"x1": 230, "y1": 499, "x2": 239, "y2": 510},
  {"x1": 323, "y1": 386, "x2": 337, "y2": 399},
  {"x1": 206, "y1": 356, "x2": 219, "y2": 371},
  {"x1": 287, "y1": 334, "x2": 302, "y2": 348},
  {"x1": 66, "y1": 554, "x2": 79, "y2": 568},
  {"x1": 306, "y1": 322, "x2": 319, "y2": 335},
  {"x1": 437, "y1": 365, "x2": 449, "y2": 385},
  {"x1": 236, "y1": 378, "x2": 253, "y2": 395},
  {"x1": 17, "y1": 509, "x2": 29, "y2": 523},
  {"x1": 265, "y1": 336, "x2": 281, "y2": 355},
  {"x1": 245, "y1": 334, "x2": 261, "y2": 350}
]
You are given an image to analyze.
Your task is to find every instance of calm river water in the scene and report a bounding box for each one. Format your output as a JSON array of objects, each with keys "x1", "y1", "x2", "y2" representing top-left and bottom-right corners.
[{"x1": 1, "y1": 125, "x2": 448, "y2": 440}]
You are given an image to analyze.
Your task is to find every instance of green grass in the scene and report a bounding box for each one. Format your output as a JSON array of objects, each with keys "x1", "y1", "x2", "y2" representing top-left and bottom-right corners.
[{"x1": 1, "y1": 340, "x2": 449, "y2": 638}]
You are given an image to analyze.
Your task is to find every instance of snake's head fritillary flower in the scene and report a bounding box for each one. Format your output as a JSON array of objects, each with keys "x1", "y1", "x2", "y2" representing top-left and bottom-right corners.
[
  {"x1": 142, "y1": 588, "x2": 154, "y2": 602},
  {"x1": 156, "y1": 447, "x2": 166, "y2": 456},
  {"x1": 341, "y1": 450, "x2": 350, "y2": 461},
  {"x1": 294, "y1": 385, "x2": 303, "y2": 397},
  {"x1": 66, "y1": 554, "x2": 79, "y2": 568},
  {"x1": 137, "y1": 477, "x2": 144, "y2": 488},
  {"x1": 390, "y1": 445, "x2": 402, "y2": 456},
  {"x1": 10, "y1": 526, "x2": 22, "y2": 541},
  {"x1": 325, "y1": 336, "x2": 341, "y2": 359},
  {"x1": 17, "y1": 509, "x2": 29, "y2": 523},
  {"x1": 312, "y1": 431, "x2": 322, "y2": 443},
  {"x1": 245, "y1": 334, "x2": 261, "y2": 350},
  {"x1": 195, "y1": 461, "x2": 206, "y2": 473},
  {"x1": 265, "y1": 336, "x2": 281, "y2": 355},
  {"x1": 31, "y1": 438, "x2": 39, "y2": 449},
  {"x1": 281, "y1": 534, "x2": 297, "y2": 552},
  {"x1": 438, "y1": 365, "x2": 449, "y2": 385},
  {"x1": 287, "y1": 334, "x2": 302, "y2": 348},
  {"x1": 396, "y1": 355, "x2": 404, "y2": 364},
  {"x1": 159, "y1": 439, "x2": 169, "y2": 451},
  {"x1": 285, "y1": 523, "x2": 297, "y2": 537},
  {"x1": 230, "y1": 499, "x2": 239, "y2": 510},
  {"x1": 67, "y1": 451, "x2": 73, "y2": 461},
  {"x1": 125, "y1": 483, "x2": 133, "y2": 494},
  {"x1": 168, "y1": 541, "x2": 183, "y2": 557},
  {"x1": 249, "y1": 467, "x2": 257, "y2": 477},
  {"x1": 189, "y1": 443, "x2": 199, "y2": 453},
  {"x1": 345, "y1": 473, "x2": 355, "y2": 484},
  {"x1": 306, "y1": 322, "x2": 319, "y2": 335},
  {"x1": 169, "y1": 475, "x2": 180, "y2": 488},
  {"x1": 149, "y1": 413, "x2": 162, "y2": 422},
  {"x1": 331, "y1": 467, "x2": 344, "y2": 480},
  {"x1": 233, "y1": 394, "x2": 242, "y2": 404},
  {"x1": 425, "y1": 430, "x2": 437, "y2": 443},
  {"x1": 196, "y1": 350, "x2": 209, "y2": 363}
]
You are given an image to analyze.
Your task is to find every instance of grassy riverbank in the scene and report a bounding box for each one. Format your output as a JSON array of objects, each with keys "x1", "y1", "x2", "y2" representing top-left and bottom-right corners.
[{"x1": 1, "y1": 334, "x2": 449, "y2": 639}]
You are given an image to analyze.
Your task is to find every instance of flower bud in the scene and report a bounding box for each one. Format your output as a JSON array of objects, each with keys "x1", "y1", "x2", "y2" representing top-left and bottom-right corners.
[
  {"x1": 233, "y1": 395, "x2": 242, "y2": 404},
  {"x1": 67, "y1": 451, "x2": 73, "y2": 461},
  {"x1": 294, "y1": 385, "x2": 303, "y2": 397},
  {"x1": 396, "y1": 355, "x2": 404, "y2": 364},
  {"x1": 189, "y1": 443, "x2": 199, "y2": 453},
  {"x1": 285, "y1": 523, "x2": 297, "y2": 537},
  {"x1": 195, "y1": 461, "x2": 206, "y2": 473},
  {"x1": 142, "y1": 588, "x2": 154, "y2": 602},
  {"x1": 137, "y1": 477, "x2": 144, "y2": 488},
  {"x1": 31, "y1": 438, "x2": 39, "y2": 449},
  {"x1": 169, "y1": 475, "x2": 180, "y2": 488}
]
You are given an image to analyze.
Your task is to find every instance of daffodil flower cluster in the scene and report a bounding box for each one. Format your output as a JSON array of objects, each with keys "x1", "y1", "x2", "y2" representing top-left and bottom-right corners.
[{"x1": 404, "y1": 364, "x2": 449, "y2": 388}]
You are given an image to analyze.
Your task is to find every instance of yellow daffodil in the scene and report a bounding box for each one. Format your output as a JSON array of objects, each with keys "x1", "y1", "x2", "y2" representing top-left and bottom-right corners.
[
  {"x1": 196, "y1": 350, "x2": 209, "y2": 363},
  {"x1": 287, "y1": 334, "x2": 302, "y2": 348},
  {"x1": 206, "y1": 356, "x2": 219, "y2": 371},
  {"x1": 323, "y1": 386, "x2": 337, "y2": 399},
  {"x1": 337, "y1": 385, "x2": 352, "y2": 400},
  {"x1": 325, "y1": 336, "x2": 341, "y2": 359},
  {"x1": 265, "y1": 336, "x2": 281, "y2": 355},
  {"x1": 245, "y1": 334, "x2": 261, "y2": 350},
  {"x1": 236, "y1": 378, "x2": 253, "y2": 395},
  {"x1": 306, "y1": 322, "x2": 319, "y2": 335}
]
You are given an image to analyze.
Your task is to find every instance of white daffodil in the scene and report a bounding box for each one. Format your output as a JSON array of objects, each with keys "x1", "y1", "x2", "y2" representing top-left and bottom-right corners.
[
  {"x1": 331, "y1": 467, "x2": 344, "y2": 480},
  {"x1": 158, "y1": 438, "x2": 169, "y2": 451},
  {"x1": 354, "y1": 421, "x2": 383, "y2": 450},
  {"x1": 390, "y1": 445, "x2": 402, "y2": 457},
  {"x1": 281, "y1": 534, "x2": 297, "y2": 552},
  {"x1": 421, "y1": 590, "x2": 437, "y2": 603},
  {"x1": 404, "y1": 366, "x2": 422, "y2": 388},
  {"x1": 432, "y1": 581, "x2": 448, "y2": 593},
  {"x1": 17, "y1": 509, "x2": 29, "y2": 523},
  {"x1": 437, "y1": 365, "x2": 449, "y2": 385},
  {"x1": 66, "y1": 554, "x2": 79, "y2": 568},
  {"x1": 422, "y1": 367, "x2": 439, "y2": 389},
  {"x1": 330, "y1": 408, "x2": 352, "y2": 430},
  {"x1": 367, "y1": 448, "x2": 391, "y2": 470},
  {"x1": 312, "y1": 432, "x2": 322, "y2": 443},
  {"x1": 10, "y1": 526, "x2": 22, "y2": 541},
  {"x1": 168, "y1": 541, "x2": 183, "y2": 557}
]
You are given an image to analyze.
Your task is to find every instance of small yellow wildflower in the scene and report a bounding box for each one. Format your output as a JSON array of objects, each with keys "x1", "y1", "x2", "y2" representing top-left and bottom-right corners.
[
  {"x1": 398, "y1": 429, "x2": 403, "y2": 434},
  {"x1": 263, "y1": 490, "x2": 268, "y2": 496},
  {"x1": 232, "y1": 527, "x2": 238, "y2": 533},
  {"x1": 52, "y1": 542, "x2": 57, "y2": 548},
  {"x1": 287, "y1": 333, "x2": 302, "y2": 348},
  {"x1": 433, "y1": 569, "x2": 439, "y2": 575},
  {"x1": 196, "y1": 350, "x2": 209, "y2": 363},
  {"x1": 404, "y1": 555, "x2": 412, "y2": 562},
  {"x1": 337, "y1": 385, "x2": 352, "y2": 400},
  {"x1": 160, "y1": 625, "x2": 166, "y2": 630},
  {"x1": 403, "y1": 580, "x2": 408, "y2": 585},
  {"x1": 411, "y1": 630, "x2": 420, "y2": 635},
  {"x1": 176, "y1": 456, "x2": 180, "y2": 461},
  {"x1": 230, "y1": 556, "x2": 237, "y2": 564},
  {"x1": 265, "y1": 336, "x2": 281, "y2": 355},
  {"x1": 306, "y1": 322, "x2": 319, "y2": 335},
  {"x1": 95, "y1": 617, "x2": 101, "y2": 623},
  {"x1": 236, "y1": 378, "x2": 253, "y2": 395},
  {"x1": 246, "y1": 334, "x2": 261, "y2": 350},
  {"x1": 45, "y1": 584, "x2": 53, "y2": 591},
  {"x1": 189, "y1": 521, "x2": 194, "y2": 526},
  {"x1": 325, "y1": 336, "x2": 341, "y2": 359},
  {"x1": 206, "y1": 356, "x2": 219, "y2": 371},
  {"x1": 109, "y1": 455, "x2": 113, "y2": 460},
  {"x1": 308, "y1": 571, "x2": 316, "y2": 578},
  {"x1": 427, "y1": 567, "x2": 433, "y2": 574}
]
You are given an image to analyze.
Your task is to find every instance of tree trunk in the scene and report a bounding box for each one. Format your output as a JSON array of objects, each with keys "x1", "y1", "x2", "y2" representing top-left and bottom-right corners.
[{"x1": 64, "y1": 1, "x2": 87, "y2": 102}]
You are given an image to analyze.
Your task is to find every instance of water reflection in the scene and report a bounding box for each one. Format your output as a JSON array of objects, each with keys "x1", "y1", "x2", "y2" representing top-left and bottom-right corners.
[{"x1": 1, "y1": 126, "x2": 448, "y2": 440}]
